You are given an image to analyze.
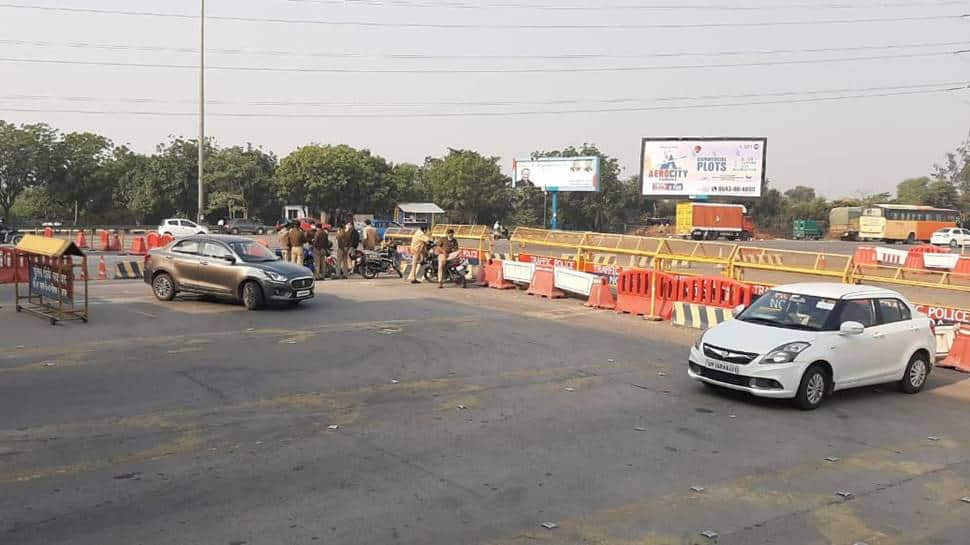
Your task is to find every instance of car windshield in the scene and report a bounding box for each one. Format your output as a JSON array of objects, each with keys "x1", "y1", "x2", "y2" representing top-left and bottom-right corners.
[
  {"x1": 229, "y1": 240, "x2": 278, "y2": 262},
  {"x1": 738, "y1": 290, "x2": 836, "y2": 331}
]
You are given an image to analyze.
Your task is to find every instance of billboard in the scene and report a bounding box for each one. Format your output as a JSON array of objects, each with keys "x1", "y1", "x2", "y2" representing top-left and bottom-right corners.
[
  {"x1": 513, "y1": 156, "x2": 600, "y2": 192},
  {"x1": 640, "y1": 137, "x2": 766, "y2": 198}
]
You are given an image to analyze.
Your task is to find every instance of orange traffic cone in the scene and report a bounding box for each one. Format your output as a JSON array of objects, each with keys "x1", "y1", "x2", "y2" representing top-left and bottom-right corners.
[
  {"x1": 97, "y1": 257, "x2": 108, "y2": 280},
  {"x1": 941, "y1": 325, "x2": 970, "y2": 373},
  {"x1": 527, "y1": 268, "x2": 564, "y2": 299},
  {"x1": 130, "y1": 236, "x2": 148, "y2": 255},
  {"x1": 75, "y1": 230, "x2": 88, "y2": 249},
  {"x1": 43, "y1": 226, "x2": 53, "y2": 238},
  {"x1": 109, "y1": 233, "x2": 122, "y2": 252},
  {"x1": 585, "y1": 277, "x2": 616, "y2": 310}
]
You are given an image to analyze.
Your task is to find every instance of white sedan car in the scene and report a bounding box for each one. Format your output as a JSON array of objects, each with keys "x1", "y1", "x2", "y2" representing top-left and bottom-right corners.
[
  {"x1": 157, "y1": 218, "x2": 209, "y2": 238},
  {"x1": 688, "y1": 283, "x2": 935, "y2": 410},
  {"x1": 930, "y1": 227, "x2": 970, "y2": 248}
]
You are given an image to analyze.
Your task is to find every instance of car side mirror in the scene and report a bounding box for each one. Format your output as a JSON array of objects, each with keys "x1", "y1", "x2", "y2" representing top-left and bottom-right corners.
[
  {"x1": 732, "y1": 304, "x2": 746, "y2": 317},
  {"x1": 839, "y1": 321, "x2": 864, "y2": 336},
  {"x1": 223, "y1": 255, "x2": 236, "y2": 264}
]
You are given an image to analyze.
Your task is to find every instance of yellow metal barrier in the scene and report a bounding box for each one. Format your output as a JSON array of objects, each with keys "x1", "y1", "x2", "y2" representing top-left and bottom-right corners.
[
  {"x1": 851, "y1": 264, "x2": 970, "y2": 293},
  {"x1": 728, "y1": 247, "x2": 853, "y2": 282},
  {"x1": 429, "y1": 224, "x2": 493, "y2": 257}
]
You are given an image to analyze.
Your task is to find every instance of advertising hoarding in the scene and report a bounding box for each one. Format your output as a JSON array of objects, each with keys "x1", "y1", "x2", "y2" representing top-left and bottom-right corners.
[
  {"x1": 513, "y1": 156, "x2": 600, "y2": 192},
  {"x1": 640, "y1": 137, "x2": 766, "y2": 198}
]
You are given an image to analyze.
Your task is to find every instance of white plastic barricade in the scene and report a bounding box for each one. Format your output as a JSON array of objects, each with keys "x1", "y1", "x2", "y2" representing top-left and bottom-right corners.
[
  {"x1": 553, "y1": 267, "x2": 597, "y2": 297},
  {"x1": 502, "y1": 260, "x2": 535, "y2": 284},
  {"x1": 875, "y1": 247, "x2": 908, "y2": 266},
  {"x1": 924, "y1": 253, "x2": 960, "y2": 270},
  {"x1": 935, "y1": 324, "x2": 956, "y2": 357}
]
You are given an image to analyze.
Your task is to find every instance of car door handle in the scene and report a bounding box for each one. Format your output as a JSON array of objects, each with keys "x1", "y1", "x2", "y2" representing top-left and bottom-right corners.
[
  {"x1": 200, "y1": 261, "x2": 209, "y2": 266},
  {"x1": 872, "y1": 332, "x2": 885, "y2": 339}
]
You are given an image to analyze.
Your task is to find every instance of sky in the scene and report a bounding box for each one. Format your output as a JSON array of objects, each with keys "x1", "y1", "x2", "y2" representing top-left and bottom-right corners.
[{"x1": 1, "y1": 0, "x2": 969, "y2": 199}]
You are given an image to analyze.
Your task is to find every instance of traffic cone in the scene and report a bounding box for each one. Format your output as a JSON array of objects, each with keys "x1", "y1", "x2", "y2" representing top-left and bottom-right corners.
[
  {"x1": 97, "y1": 257, "x2": 108, "y2": 280},
  {"x1": 75, "y1": 230, "x2": 88, "y2": 249},
  {"x1": 585, "y1": 277, "x2": 616, "y2": 310},
  {"x1": 130, "y1": 236, "x2": 148, "y2": 255},
  {"x1": 109, "y1": 233, "x2": 122, "y2": 252},
  {"x1": 43, "y1": 226, "x2": 53, "y2": 237},
  {"x1": 941, "y1": 325, "x2": 970, "y2": 373}
]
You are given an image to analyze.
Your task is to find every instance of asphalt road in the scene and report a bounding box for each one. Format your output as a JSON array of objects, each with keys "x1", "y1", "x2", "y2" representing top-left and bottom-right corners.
[{"x1": 2, "y1": 279, "x2": 969, "y2": 545}]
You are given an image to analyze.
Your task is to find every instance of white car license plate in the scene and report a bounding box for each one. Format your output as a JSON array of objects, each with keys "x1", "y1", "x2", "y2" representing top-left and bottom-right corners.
[
  {"x1": 296, "y1": 289, "x2": 310, "y2": 297},
  {"x1": 705, "y1": 358, "x2": 740, "y2": 375}
]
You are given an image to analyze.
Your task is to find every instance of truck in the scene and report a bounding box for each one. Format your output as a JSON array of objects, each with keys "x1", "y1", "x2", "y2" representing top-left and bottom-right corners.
[
  {"x1": 792, "y1": 219, "x2": 824, "y2": 240},
  {"x1": 675, "y1": 202, "x2": 754, "y2": 241},
  {"x1": 828, "y1": 206, "x2": 861, "y2": 240}
]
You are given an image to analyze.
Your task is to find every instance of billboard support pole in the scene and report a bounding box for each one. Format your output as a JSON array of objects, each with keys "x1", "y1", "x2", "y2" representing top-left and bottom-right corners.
[{"x1": 550, "y1": 190, "x2": 559, "y2": 230}]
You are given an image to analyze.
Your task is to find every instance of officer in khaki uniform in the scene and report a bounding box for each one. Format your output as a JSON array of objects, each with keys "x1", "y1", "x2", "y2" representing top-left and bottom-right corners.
[
  {"x1": 288, "y1": 224, "x2": 306, "y2": 264},
  {"x1": 407, "y1": 228, "x2": 431, "y2": 284}
]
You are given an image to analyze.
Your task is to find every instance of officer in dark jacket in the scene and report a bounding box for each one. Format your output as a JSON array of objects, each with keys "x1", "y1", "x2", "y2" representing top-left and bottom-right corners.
[{"x1": 312, "y1": 227, "x2": 331, "y2": 280}]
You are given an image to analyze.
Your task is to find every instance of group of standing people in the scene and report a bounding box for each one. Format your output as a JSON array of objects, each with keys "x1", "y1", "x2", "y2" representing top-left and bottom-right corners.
[{"x1": 277, "y1": 219, "x2": 380, "y2": 280}]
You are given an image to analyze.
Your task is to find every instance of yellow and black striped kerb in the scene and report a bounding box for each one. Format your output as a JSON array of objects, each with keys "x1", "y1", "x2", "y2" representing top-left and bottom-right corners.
[
  {"x1": 114, "y1": 261, "x2": 143, "y2": 280},
  {"x1": 672, "y1": 302, "x2": 733, "y2": 329}
]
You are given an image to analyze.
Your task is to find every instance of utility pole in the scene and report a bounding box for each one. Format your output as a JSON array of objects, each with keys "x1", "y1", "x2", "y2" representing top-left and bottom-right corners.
[{"x1": 197, "y1": 0, "x2": 206, "y2": 223}]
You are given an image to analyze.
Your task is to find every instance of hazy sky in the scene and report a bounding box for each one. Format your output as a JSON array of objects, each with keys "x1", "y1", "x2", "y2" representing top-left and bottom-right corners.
[{"x1": 1, "y1": 0, "x2": 969, "y2": 199}]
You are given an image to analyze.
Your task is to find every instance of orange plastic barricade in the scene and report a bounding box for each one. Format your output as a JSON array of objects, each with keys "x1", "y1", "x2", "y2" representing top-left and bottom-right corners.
[
  {"x1": 941, "y1": 325, "x2": 970, "y2": 373},
  {"x1": 146, "y1": 232, "x2": 160, "y2": 249},
  {"x1": 585, "y1": 277, "x2": 616, "y2": 310},
  {"x1": 129, "y1": 236, "x2": 148, "y2": 255},
  {"x1": 75, "y1": 230, "x2": 89, "y2": 249},
  {"x1": 904, "y1": 245, "x2": 948, "y2": 270},
  {"x1": 616, "y1": 269, "x2": 671, "y2": 317},
  {"x1": 527, "y1": 268, "x2": 564, "y2": 299},
  {"x1": 486, "y1": 259, "x2": 514, "y2": 289},
  {"x1": 852, "y1": 246, "x2": 876, "y2": 266}
]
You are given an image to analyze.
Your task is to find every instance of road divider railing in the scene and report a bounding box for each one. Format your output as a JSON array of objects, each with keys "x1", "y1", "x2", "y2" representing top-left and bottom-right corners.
[
  {"x1": 850, "y1": 263, "x2": 970, "y2": 292},
  {"x1": 728, "y1": 247, "x2": 852, "y2": 283}
]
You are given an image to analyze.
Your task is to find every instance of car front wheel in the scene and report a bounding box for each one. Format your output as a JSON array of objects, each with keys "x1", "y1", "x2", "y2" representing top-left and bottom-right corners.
[
  {"x1": 242, "y1": 281, "x2": 265, "y2": 310},
  {"x1": 899, "y1": 352, "x2": 930, "y2": 393},
  {"x1": 794, "y1": 365, "x2": 828, "y2": 410},
  {"x1": 152, "y1": 273, "x2": 177, "y2": 301}
]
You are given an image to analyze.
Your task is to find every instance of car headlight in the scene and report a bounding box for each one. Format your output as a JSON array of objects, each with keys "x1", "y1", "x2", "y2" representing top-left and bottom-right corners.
[
  {"x1": 693, "y1": 333, "x2": 705, "y2": 351},
  {"x1": 762, "y1": 342, "x2": 811, "y2": 364},
  {"x1": 262, "y1": 270, "x2": 287, "y2": 282}
]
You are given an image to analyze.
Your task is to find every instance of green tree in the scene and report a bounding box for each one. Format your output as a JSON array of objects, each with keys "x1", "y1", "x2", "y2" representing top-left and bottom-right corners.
[
  {"x1": 204, "y1": 144, "x2": 277, "y2": 221},
  {"x1": 896, "y1": 177, "x2": 930, "y2": 204},
  {"x1": 275, "y1": 144, "x2": 395, "y2": 221},
  {"x1": 419, "y1": 148, "x2": 510, "y2": 224},
  {"x1": 924, "y1": 179, "x2": 959, "y2": 209},
  {"x1": 783, "y1": 185, "x2": 816, "y2": 203},
  {"x1": 49, "y1": 131, "x2": 115, "y2": 223},
  {"x1": 0, "y1": 121, "x2": 60, "y2": 221}
]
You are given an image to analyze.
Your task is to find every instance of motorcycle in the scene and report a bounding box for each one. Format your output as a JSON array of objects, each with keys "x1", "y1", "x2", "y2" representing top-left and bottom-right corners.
[
  {"x1": 422, "y1": 251, "x2": 469, "y2": 288},
  {"x1": 360, "y1": 246, "x2": 403, "y2": 279},
  {"x1": 0, "y1": 223, "x2": 23, "y2": 245}
]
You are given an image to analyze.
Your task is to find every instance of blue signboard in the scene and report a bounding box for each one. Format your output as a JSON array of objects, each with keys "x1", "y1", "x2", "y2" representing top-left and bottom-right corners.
[{"x1": 29, "y1": 264, "x2": 72, "y2": 304}]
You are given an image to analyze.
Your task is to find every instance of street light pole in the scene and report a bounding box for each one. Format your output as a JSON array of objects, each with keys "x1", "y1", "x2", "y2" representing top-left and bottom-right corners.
[{"x1": 197, "y1": 0, "x2": 206, "y2": 223}]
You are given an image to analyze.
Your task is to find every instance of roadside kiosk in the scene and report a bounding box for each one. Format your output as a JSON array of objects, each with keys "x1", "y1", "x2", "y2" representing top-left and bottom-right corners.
[{"x1": 13, "y1": 234, "x2": 89, "y2": 325}]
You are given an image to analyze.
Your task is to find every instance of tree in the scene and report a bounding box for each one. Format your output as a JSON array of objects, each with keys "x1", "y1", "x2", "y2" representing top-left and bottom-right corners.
[
  {"x1": 896, "y1": 177, "x2": 930, "y2": 204},
  {"x1": 49, "y1": 131, "x2": 115, "y2": 223},
  {"x1": 784, "y1": 185, "x2": 816, "y2": 203},
  {"x1": 419, "y1": 148, "x2": 510, "y2": 224},
  {"x1": 0, "y1": 121, "x2": 59, "y2": 221},
  {"x1": 204, "y1": 144, "x2": 277, "y2": 221},
  {"x1": 924, "y1": 179, "x2": 959, "y2": 209},
  {"x1": 275, "y1": 144, "x2": 395, "y2": 221}
]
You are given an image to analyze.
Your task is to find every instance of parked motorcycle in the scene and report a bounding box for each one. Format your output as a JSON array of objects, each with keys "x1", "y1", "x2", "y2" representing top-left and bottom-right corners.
[
  {"x1": 422, "y1": 252, "x2": 468, "y2": 288},
  {"x1": 360, "y1": 247, "x2": 403, "y2": 279},
  {"x1": 0, "y1": 222, "x2": 23, "y2": 245}
]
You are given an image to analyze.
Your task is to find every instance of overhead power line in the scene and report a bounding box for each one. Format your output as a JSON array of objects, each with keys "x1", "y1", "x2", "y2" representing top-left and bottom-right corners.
[
  {"x1": 1, "y1": 50, "x2": 965, "y2": 74},
  {"x1": 2, "y1": 38, "x2": 966, "y2": 61},
  {"x1": 1, "y1": 81, "x2": 965, "y2": 108},
  {"x1": 0, "y1": 3, "x2": 966, "y2": 30},
  {"x1": 284, "y1": 0, "x2": 965, "y2": 11},
  {"x1": 2, "y1": 84, "x2": 966, "y2": 118}
]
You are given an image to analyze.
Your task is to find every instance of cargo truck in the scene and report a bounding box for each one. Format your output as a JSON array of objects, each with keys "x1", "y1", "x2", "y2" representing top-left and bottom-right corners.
[
  {"x1": 675, "y1": 202, "x2": 754, "y2": 241},
  {"x1": 829, "y1": 206, "x2": 861, "y2": 240}
]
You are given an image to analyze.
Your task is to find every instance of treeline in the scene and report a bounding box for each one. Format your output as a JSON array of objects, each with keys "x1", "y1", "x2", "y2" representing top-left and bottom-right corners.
[{"x1": 1, "y1": 119, "x2": 967, "y2": 234}]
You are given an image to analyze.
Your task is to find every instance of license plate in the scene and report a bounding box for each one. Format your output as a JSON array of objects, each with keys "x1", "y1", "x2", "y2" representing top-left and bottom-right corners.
[
  {"x1": 296, "y1": 290, "x2": 310, "y2": 297},
  {"x1": 705, "y1": 358, "x2": 740, "y2": 374}
]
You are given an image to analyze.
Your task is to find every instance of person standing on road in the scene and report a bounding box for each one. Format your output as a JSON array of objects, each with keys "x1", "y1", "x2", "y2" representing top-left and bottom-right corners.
[
  {"x1": 278, "y1": 224, "x2": 291, "y2": 263},
  {"x1": 335, "y1": 225, "x2": 350, "y2": 279},
  {"x1": 436, "y1": 229, "x2": 460, "y2": 288},
  {"x1": 346, "y1": 221, "x2": 361, "y2": 271},
  {"x1": 362, "y1": 219, "x2": 379, "y2": 251},
  {"x1": 288, "y1": 223, "x2": 306, "y2": 265},
  {"x1": 407, "y1": 228, "x2": 430, "y2": 284},
  {"x1": 312, "y1": 226, "x2": 331, "y2": 280}
]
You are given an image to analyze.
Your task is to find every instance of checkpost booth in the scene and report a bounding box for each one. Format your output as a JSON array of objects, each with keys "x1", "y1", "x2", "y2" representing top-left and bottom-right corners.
[{"x1": 13, "y1": 234, "x2": 89, "y2": 325}]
